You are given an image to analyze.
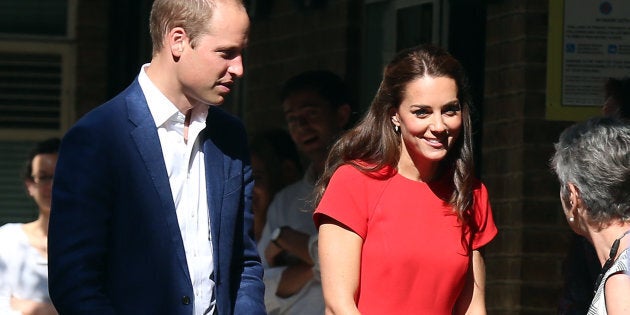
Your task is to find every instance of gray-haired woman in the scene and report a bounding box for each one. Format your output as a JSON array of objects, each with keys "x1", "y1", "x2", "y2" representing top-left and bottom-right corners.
[{"x1": 551, "y1": 116, "x2": 630, "y2": 315}]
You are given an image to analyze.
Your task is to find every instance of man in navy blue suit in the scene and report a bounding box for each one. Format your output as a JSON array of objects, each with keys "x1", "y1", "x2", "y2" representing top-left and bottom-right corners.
[{"x1": 47, "y1": 0, "x2": 265, "y2": 314}]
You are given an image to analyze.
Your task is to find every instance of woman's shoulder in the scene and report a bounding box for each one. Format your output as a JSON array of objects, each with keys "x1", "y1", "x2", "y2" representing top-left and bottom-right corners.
[
  {"x1": 333, "y1": 162, "x2": 397, "y2": 180},
  {"x1": 0, "y1": 222, "x2": 23, "y2": 236},
  {"x1": 471, "y1": 178, "x2": 489, "y2": 195},
  {"x1": 610, "y1": 248, "x2": 630, "y2": 274},
  {"x1": 0, "y1": 223, "x2": 27, "y2": 253}
]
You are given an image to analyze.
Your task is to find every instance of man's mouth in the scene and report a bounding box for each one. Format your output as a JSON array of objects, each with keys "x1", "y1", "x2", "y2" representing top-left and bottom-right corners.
[{"x1": 302, "y1": 136, "x2": 318, "y2": 146}]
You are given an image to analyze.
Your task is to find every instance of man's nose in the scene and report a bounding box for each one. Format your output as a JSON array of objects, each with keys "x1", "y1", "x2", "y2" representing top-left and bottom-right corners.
[{"x1": 228, "y1": 56, "x2": 244, "y2": 78}]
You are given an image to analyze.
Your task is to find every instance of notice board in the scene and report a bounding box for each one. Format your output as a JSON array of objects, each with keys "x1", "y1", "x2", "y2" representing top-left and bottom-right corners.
[{"x1": 546, "y1": 0, "x2": 630, "y2": 120}]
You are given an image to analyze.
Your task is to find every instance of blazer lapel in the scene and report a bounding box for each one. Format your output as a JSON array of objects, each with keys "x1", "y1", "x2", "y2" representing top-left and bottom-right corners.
[{"x1": 125, "y1": 81, "x2": 191, "y2": 279}]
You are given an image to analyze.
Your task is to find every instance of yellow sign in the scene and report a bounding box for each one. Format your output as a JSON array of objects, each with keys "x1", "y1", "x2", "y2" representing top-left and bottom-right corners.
[{"x1": 546, "y1": 0, "x2": 630, "y2": 120}]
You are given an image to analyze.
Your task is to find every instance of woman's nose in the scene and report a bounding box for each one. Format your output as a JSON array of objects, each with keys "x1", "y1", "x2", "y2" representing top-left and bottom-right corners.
[{"x1": 429, "y1": 115, "x2": 447, "y2": 133}]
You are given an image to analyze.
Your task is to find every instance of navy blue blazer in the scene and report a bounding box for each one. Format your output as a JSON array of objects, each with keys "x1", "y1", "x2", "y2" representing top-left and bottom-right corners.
[{"x1": 48, "y1": 80, "x2": 266, "y2": 315}]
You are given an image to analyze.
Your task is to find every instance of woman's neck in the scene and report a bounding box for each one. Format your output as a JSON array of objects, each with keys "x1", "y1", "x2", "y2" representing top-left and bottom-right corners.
[
  {"x1": 22, "y1": 213, "x2": 50, "y2": 258},
  {"x1": 397, "y1": 152, "x2": 439, "y2": 182},
  {"x1": 589, "y1": 223, "x2": 630, "y2": 266}
]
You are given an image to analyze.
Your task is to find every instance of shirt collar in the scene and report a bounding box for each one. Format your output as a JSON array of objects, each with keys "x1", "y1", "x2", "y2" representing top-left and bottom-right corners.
[
  {"x1": 138, "y1": 64, "x2": 209, "y2": 128},
  {"x1": 138, "y1": 63, "x2": 181, "y2": 128}
]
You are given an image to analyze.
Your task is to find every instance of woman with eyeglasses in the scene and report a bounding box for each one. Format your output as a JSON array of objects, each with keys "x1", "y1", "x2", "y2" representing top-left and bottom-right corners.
[{"x1": 0, "y1": 138, "x2": 60, "y2": 315}]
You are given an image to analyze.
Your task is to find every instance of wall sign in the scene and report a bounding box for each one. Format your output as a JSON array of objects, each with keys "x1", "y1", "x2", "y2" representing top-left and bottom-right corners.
[{"x1": 546, "y1": 0, "x2": 630, "y2": 120}]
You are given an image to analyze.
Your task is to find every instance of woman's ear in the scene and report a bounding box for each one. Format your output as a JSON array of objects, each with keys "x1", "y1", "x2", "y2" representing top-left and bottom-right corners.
[
  {"x1": 25, "y1": 179, "x2": 36, "y2": 197},
  {"x1": 391, "y1": 114, "x2": 400, "y2": 127},
  {"x1": 567, "y1": 183, "x2": 585, "y2": 217}
]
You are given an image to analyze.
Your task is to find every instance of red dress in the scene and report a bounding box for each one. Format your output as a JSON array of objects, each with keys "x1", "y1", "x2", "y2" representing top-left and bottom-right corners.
[{"x1": 314, "y1": 165, "x2": 497, "y2": 314}]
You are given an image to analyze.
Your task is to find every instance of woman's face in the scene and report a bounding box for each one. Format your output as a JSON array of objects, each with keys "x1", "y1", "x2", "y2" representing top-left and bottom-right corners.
[
  {"x1": 393, "y1": 76, "x2": 462, "y2": 166},
  {"x1": 25, "y1": 153, "x2": 58, "y2": 215}
]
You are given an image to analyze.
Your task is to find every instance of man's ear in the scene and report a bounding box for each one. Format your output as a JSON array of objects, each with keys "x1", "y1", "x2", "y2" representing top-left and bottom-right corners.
[
  {"x1": 336, "y1": 103, "x2": 352, "y2": 128},
  {"x1": 168, "y1": 27, "x2": 187, "y2": 57}
]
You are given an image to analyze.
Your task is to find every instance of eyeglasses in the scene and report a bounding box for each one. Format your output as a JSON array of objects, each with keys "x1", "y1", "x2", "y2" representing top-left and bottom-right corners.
[
  {"x1": 31, "y1": 175, "x2": 54, "y2": 185},
  {"x1": 285, "y1": 108, "x2": 326, "y2": 130}
]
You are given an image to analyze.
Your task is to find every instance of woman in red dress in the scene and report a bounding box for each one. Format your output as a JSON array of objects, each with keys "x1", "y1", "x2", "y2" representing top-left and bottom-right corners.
[{"x1": 313, "y1": 44, "x2": 497, "y2": 314}]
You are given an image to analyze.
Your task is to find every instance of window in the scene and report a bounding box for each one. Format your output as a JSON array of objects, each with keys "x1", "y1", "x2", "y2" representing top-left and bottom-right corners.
[
  {"x1": 0, "y1": 0, "x2": 76, "y2": 224},
  {"x1": 0, "y1": 141, "x2": 39, "y2": 226},
  {"x1": 0, "y1": 43, "x2": 75, "y2": 134},
  {"x1": 0, "y1": 0, "x2": 76, "y2": 138},
  {"x1": 360, "y1": 0, "x2": 447, "y2": 108},
  {"x1": 0, "y1": 0, "x2": 69, "y2": 38}
]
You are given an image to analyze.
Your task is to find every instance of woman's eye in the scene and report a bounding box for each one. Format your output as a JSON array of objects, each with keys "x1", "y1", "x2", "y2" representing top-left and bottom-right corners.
[
  {"x1": 443, "y1": 106, "x2": 461, "y2": 116},
  {"x1": 413, "y1": 109, "x2": 430, "y2": 117}
]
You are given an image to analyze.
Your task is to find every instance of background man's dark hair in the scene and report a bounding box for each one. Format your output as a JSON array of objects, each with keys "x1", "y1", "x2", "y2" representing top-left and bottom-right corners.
[{"x1": 280, "y1": 70, "x2": 354, "y2": 111}]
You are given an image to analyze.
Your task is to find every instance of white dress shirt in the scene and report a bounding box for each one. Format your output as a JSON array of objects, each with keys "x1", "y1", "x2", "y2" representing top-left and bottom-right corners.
[{"x1": 139, "y1": 64, "x2": 215, "y2": 315}]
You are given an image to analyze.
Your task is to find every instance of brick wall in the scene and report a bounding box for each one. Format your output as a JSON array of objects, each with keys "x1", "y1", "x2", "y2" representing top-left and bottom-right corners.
[
  {"x1": 482, "y1": 1, "x2": 574, "y2": 314},
  {"x1": 242, "y1": 0, "x2": 361, "y2": 134}
]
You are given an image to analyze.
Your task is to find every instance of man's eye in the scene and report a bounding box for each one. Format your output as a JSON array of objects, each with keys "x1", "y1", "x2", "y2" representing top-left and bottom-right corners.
[
  {"x1": 219, "y1": 50, "x2": 239, "y2": 59},
  {"x1": 304, "y1": 110, "x2": 320, "y2": 119}
]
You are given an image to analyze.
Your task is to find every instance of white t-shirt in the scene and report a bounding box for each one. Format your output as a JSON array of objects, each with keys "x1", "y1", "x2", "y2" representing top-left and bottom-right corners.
[
  {"x1": 0, "y1": 223, "x2": 52, "y2": 315},
  {"x1": 257, "y1": 172, "x2": 323, "y2": 315}
]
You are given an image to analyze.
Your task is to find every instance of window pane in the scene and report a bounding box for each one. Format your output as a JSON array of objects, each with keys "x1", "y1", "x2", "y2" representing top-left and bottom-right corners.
[
  {"x1": 0, "y1": 0, "x2": 67, "y2": 36},
  {"x1": 0, "y1": 52, "x2": 62, "y2": 129},
  {"x1": 397, "y1": 4, "x2": 433, "y2": 51},
  {"x1": 0, "y1": 140, "x2": 38, "y2": 225}
]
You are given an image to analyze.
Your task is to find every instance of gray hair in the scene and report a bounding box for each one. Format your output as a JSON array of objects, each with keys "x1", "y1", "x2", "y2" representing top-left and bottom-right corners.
[{"x1": 551, "y1": 117, "x2": 630, "y2": 224}]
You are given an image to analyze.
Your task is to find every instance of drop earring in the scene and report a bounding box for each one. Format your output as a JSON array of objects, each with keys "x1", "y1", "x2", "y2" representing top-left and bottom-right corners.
[{"x1": 394, "y1": 125, "x2": 400, "y2": 133}]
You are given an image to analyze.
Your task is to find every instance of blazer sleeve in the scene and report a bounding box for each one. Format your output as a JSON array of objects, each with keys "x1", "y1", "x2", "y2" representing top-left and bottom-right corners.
[
  {"x1": 233, "y1": 161, "x2": 266, "y2": 314},
  {"x1": 48, "y1": 114, "x2": 117, "y2": 315},
  {"x1": 208, "y1": 107, "x2": 265, "y2": 314}
]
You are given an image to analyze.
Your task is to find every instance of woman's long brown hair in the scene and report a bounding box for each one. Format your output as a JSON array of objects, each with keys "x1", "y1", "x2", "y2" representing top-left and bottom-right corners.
[{"x1": 314, "y1": 44, "x2": 475, "y2": 220}]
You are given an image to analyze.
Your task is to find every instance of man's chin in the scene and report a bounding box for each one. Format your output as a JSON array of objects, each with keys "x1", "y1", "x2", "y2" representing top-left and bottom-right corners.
[
  {"x1": 299, "y1": 145, "x2": 325, "y2": 158},
  {"x1": 200, "y1": 95, "x2": 224, "y2": 106}
]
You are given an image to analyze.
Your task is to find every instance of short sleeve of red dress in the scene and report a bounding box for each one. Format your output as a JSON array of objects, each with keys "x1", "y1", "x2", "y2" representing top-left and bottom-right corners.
[
  {"x1": 313, "y1": 165, "x2": 373, "y2": 238},
  {"x1": 470, "y1": 181, "x2": 497, "y2": 250}
]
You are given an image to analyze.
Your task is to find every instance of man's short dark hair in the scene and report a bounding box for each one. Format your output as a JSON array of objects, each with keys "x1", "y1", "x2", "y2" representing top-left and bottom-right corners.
[{"x1": 280, "y1": 70, "x2": 352, "y2": 110}]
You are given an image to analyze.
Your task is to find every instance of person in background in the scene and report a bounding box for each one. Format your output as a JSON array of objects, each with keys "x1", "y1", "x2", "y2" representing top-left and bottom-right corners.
[
  {"x1": 602, "y1": 77, "x2": 630, "y2": 119},
  {"x1": 551, "y1": 117, "x2": 630, "y2": 315},
  {"x1": 47, "y1": 0, "x2": 265, "y2": 314},
  {"x1": 0, "y1": 137, "x2": 60, "y2": 315},
  {"x1": 249, "y1": 128, "x2": 303, "y2": 242},
  {"x1": 313, "y1": 44, "x2": 497, "y2": 314},
  {"x1": 558, "y1": 76, "x2": 630, "y2": 315},
  {"x1": 258, "y1": 70, "x2": 353, "y2": 314}
]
